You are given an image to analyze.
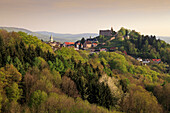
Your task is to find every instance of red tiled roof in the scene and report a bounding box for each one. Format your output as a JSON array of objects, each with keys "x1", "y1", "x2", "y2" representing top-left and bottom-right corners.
[
  {"x1": 93, "y1": 43, "x2": 98, "y2": 45},
  {"x1": 77, "y1": 43, "x2": 81, "y2": 45},
  {"x1": 85, "y1": 41, "x2": 92, "y2": 44},
  {"x1": 64, "y1": 42, "x2": 75, "y2": 45},
  {"x1": 152, "y1": 59, "x2": 161, "y2": 61},
  {"x1": 110, "y1": 47, "x2": 116, "y2": 50}
]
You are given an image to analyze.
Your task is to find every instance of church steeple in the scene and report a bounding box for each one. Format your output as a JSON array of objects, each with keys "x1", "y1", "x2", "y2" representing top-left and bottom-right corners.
[{"x1": 50, "y1": 35, "x2": 53, "y2": 42}]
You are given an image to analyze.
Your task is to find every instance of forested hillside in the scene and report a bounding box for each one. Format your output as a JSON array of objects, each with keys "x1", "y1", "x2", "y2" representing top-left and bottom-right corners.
[
  {"x1": 97, "y1": 27, "x2": 170, "y2": 65},
  {"x1": 0, "y1": 29, "x2": 169, "y2": 113}
]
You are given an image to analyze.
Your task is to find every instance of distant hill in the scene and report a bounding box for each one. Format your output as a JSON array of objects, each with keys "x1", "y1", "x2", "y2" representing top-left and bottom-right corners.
[
  {"x1": 0, "y1": 27, "x2": 98, "y2": 42},
  {"x1": 36, "y1": 31, "x2": 98, "y2": 42},
  {"x1": 157, "y1": 36, "x2": 170, "y2": 44}
]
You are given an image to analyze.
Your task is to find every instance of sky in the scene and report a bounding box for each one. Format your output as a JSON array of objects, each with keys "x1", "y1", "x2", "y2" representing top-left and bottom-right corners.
[{"x1": 0, "y1": 0, "x2": 170, "y2": 36}]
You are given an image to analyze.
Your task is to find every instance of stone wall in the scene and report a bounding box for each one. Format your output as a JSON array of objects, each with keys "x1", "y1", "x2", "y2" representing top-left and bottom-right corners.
[{"x1": 99, "y1": 30, "x2": 112, "y2": 36}]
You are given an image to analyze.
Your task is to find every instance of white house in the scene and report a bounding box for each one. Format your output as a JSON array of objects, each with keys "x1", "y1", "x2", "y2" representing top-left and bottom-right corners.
[{"x1": 137, "y1": 58, "x2": 143, "y2": 62}]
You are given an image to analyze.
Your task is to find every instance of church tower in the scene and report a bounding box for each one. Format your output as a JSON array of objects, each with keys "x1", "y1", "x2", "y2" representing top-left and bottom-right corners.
[{"x1": 50, "y1": 35, "x2": 53, "y2": 42}]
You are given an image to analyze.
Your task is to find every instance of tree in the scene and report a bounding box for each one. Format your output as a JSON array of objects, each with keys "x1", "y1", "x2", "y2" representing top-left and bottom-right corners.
[
  {"x1": 54, "y1": 58, "x2": 64, "y2": 73},
  {"x1": 106, "y1": 41, "x2": 110, "y2": 46},
  {"x1": 33, "y1": 57, "x2": 48, "y2": 70},
  {"x1": 117, "y1": 32, "x2": 124, "y2": 41},
  {"x1": 154, "y1": 83, "x2": 170, "y2": 112},
  {"x1": 29, "y1": 90, "x2": 47, "y2": 108},
  {"x1": 33, "y1": 57, "x2": 41, "y2": 68},
  {"x1": 121, "y1": 84, "x2": 162, "y2": 113},
  {"x1": 118, "y1": 27, "x2": 126, "y2": 36},
  {"x1": 48, "y1": 60, "x2": 54, "y2": 71},
  {"x1": 143, "y1": 40, "x2": 149, "y2": 52},
  {"x1": 61, "y1": 76, "x2": 79, "y2": 98},
  {"x1": 13, "y1": 57, "x2": 23, "y2": 71},
  {"x1": 111, "y1": 27, "x2": 116, "y2": 35},
  {"x1": 6, "y1": 56, "x2": 13, "y2": 64},
  {"x1": 0, "y1": 35, "x2": 7, "y2": 66},
  {"x1": 35, "y1": 46, "x2": 43, "y2": 57},
  {"x1": 87, "y1": 82, "x2": 115, "y2": 109},
  {"x1": 80, "y1": 37, "x2": 85, "y2": 45},
  {"x1": 0, "y1": 64, "x2": 22, "y2": 83},
  {"x1": 51, "y1": 70, "x2": 62, "y2": 88},
  {"x1": 0, "y1": 91, "x2": 2, "y2": 112},
  {"x1": 129, "y1": 30, "x2": 140, "y2": 39},
  {"x1": 5, "y1": 82, "x2": 22, "y2": 102},
  {"x1": 120, "y1": 78, "x2": 130, "y2": 93}
]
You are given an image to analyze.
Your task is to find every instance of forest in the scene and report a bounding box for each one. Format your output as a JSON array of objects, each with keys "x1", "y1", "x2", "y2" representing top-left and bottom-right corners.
[
  {"x1": 0, "y1": 29, "x2": 170, "y2": 113},
  {"x1": 97, "y1": 27, "x2": 170, "y2": 65}
]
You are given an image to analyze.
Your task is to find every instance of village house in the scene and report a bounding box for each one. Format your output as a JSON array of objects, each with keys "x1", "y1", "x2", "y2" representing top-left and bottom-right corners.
[
  {"x1": 100, "y1": 48, "x2": 107, "y2": 52},
  {"x1": 102, "y1": 43, "x2": 106, "y2": 45},
  {"x1": 75, "y1": 41, "x2": 81, "y2": 48},
  {"x1": 48, "y1": 35, "x2": 62, "y2": 51},
  {"x1": 109, "y1": 47, "x2": 117, "y2": 52},
  {"x1": 49, "y1": 42, "x2": 56, "y2": 47},
  {"x1": 152, "y1": 59, "x2": 161, "y2": 63},
  {"x1": 142, "y1": 59, "x2": 150, "y2": 65},
  {"x1": 92, "y1": 43, "x2": 98, "y2": 47},
  {"x1": 137, "y1": 58, "x2": 143, "y2": 62},
  {"x1": 63, "y1": 42, "x2": 75, "y2": 47},
  {"x1": 50, "y1": 42, "x2": 61, "y2": 47},
  {"x1": 86, "y1": 38, "x2": 98, "y2": 43},
  {"x1": 74, "y1": 48, "x2": 79, "y2": 50},
  {"x1": 83, "y1": 41, "x2": 92, "y2": 48},
  {"x1": 110, "y1": 47, "x2": 117, "y2": 50},
  {"x1": 80, "y1": 37, "x2": 99, "y2": 49}
]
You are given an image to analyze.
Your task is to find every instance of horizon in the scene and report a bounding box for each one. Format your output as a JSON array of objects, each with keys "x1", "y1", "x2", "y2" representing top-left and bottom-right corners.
[
  {"x1": 1, "y1": 26, "x2": 170, "y2": 38},
  {"x1": 0, "y1": 0, "x2": 170, "y2": 36}
]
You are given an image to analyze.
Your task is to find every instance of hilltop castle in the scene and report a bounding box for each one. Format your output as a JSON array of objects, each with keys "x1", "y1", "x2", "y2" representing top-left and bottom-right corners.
[{"x1": 99, "y1": 27, "x2": 113, "y2": 36}]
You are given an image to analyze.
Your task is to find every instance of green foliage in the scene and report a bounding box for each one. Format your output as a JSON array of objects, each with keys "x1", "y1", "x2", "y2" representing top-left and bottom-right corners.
[
  {"x1": 120, "y1": 78, "x2": 130, "y2": 93},
  {"x1": 5, "y1": 82, "x2": 22, "y2": 102},
  {"x1": 99, "y1": 52, "x2": 128, "y2": 73},
  {"x1": 54, "y1": 58, "x2": 64, "y2": 73},
  {"x1": 33, "y1": 57, "x2": 48, "y2": 70},
  {"x1": 33, "y1": 57, "x2": 41, "y2": 68},
  {"x1": 18, "y1": 31, "x2": 53, "y2": 52},
  {"x1": 0, "y1": 30, "x2": 169, "y2": 112},
  {"x1": 0, "y1": 64, "x2": 22, "y2": 84},
  {"x1": 118, "y1": 27, "x2": 126, "y2": 36},
  {"x1": 0, "y1": 92, "x2": 2, "y2": 112},
  {"x1": 87, "y1": 82, "x2": 115, "y2": 109},
  {"x1": 13, "y1": 57, "x2": 24, "y2": 74},
  {"x1": 129, "y1": 30, "x2": 140, "y2": 39},
  {"x1": 56, "y1": 47, "x2": 85, "y2": 63},
  {"x1": 121, "y1": 84, "x2": 162, "y2": 113},
  {"x1": 51, "y1": 70, "x2": 62, "y2": 88},
  {"x1": 134, "y1": 66, "x2": 159, "y2": 82},
  {"x1": 0, "y1": 35, "x2": 7, "y2": 66},
  {"x1": 6, "y1": 56, "x2": 13, "y2": 64},
  {"x1": 29, "y1": 90, "x2": 47, "y2": 107}
]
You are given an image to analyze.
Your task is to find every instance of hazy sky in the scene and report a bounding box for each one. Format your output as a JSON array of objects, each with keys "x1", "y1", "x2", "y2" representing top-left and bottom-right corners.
[{"x1": 0, "y1": 0, "x2": 170, "y2": 36}]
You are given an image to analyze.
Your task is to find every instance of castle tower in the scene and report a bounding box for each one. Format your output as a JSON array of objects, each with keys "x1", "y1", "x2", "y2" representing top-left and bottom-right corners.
[{"x1": 50, "y1": 35, "x2": 53, "y2": 42}]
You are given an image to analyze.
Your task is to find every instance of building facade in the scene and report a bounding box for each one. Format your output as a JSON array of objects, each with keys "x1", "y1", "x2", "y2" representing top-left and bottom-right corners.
[{"x1": 99, "y1": 30, "x2": 112, "y2": 36}]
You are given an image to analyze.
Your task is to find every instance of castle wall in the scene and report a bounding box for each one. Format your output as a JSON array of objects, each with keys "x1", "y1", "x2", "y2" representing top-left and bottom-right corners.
[{"x1": 99, "y1": 30, "x2": 112, "y2": 36}]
